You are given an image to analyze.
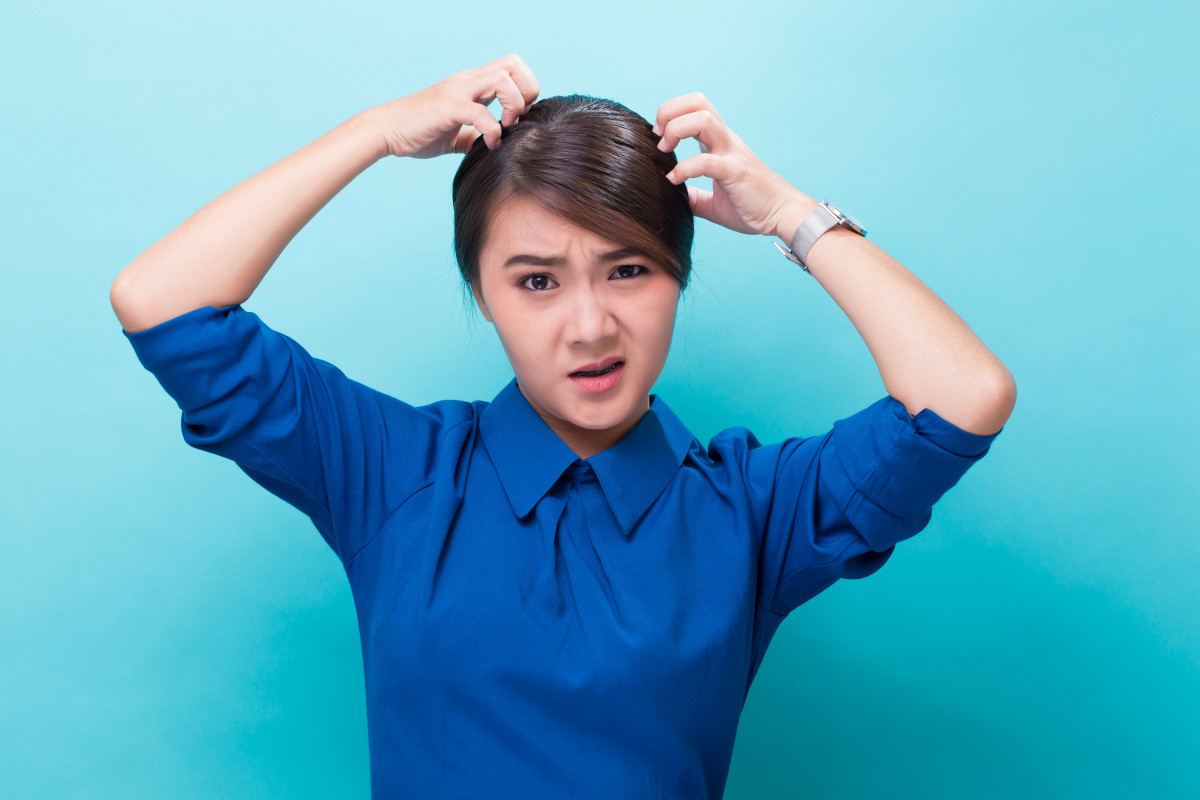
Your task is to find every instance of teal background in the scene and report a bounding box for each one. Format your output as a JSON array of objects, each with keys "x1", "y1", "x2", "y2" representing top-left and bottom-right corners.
[{"x1": 2, "y1": 0, "x2": 1197, "y2": 797}]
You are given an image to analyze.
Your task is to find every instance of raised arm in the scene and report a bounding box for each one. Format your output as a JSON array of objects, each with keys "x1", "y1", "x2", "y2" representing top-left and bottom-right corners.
[
  {"x1": 651, "y1": 92, "x2": 1017, "y2": 436},
  {"x1": 110, "y1": 53, "x2": 541, "y2": 334}
]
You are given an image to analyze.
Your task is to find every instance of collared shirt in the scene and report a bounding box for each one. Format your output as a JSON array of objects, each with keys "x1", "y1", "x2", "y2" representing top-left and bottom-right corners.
[{"x1": 123, "y1": 303, "x2": 1002, "y2": 799}]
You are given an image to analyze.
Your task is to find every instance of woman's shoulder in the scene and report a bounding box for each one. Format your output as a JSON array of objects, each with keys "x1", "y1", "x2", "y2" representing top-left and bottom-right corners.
[
  {"x1": 366, "y1": 388, "x2": 482, "y2": 432},
  {"x1": 680, "y1": 423, "x2": 778, "y2": 481}
]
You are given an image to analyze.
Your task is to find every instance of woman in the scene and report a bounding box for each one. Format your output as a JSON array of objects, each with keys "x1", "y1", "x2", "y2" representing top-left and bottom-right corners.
[{"x1": 113, "y1": 54, "x2": 1016, "y2": 799}]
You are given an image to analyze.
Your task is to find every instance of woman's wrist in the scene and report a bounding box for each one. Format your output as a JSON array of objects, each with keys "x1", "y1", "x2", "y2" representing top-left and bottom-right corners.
[
  {"x1": 772, "y1": 190, "x2": 821, "y2": 246},
  {"x1": 352, "y1": 107, "x2": 395, "y2": 162}
]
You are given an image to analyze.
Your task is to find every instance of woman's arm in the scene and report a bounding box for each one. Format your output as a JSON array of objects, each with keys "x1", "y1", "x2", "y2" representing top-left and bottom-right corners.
[
  {"x1": 652, "y1": 92, "x2": 1016, "y2": 437},
  {"x1": 111, "y1": 54, "x2": 541, "y2": 334},
  {"x1": 772, "y1": 193, "x2": 1017, "y2": 436}
]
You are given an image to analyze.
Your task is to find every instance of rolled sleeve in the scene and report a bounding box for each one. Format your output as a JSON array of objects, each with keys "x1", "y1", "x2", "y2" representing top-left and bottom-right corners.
[
  {"x1": 822, "y1": 395, "x2": 1001, "y2": 553},
  {"x1": 122, "y1": 303, "x2": 449, "y2": 564},
  {"x1": 744, "y1": 395, "x2": 1002, "y2": 617}
]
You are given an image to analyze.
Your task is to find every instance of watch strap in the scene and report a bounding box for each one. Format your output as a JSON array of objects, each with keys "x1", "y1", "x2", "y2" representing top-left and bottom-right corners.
[{"x1": 790, "y1": 202, "x2": 841, "y2": 272}]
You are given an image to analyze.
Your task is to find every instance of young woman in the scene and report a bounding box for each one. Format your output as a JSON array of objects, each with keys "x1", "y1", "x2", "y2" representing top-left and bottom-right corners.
[{"x1": 112, "y1": 54, "x2": 1015, "y2": 799}]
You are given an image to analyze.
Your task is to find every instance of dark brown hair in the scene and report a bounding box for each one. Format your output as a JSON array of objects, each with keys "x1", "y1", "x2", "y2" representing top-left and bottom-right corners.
[{"x1": 451, "y1": 94, "x2": 694, "y2": 311}]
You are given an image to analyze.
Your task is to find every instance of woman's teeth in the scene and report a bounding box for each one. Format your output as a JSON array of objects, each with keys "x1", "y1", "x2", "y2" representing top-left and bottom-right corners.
[{"x1": 573, "y1": 361, "x2": 621, "y2": 377}]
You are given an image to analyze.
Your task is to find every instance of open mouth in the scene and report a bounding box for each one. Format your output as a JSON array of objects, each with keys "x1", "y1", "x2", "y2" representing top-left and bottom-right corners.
[{"x1": 570, "y1": 360, "x2": 624, "y2": 378}]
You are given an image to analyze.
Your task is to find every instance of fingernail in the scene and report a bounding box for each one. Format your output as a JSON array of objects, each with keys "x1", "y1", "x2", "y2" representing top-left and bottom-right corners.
[{"x1": 652, "y1": 124, "x2": 661, "y2": 135}]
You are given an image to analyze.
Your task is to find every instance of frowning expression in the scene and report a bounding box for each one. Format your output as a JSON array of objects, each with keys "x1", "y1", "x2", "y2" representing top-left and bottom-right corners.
[{"x1": 472, "y1": 195, "x2": 682, "y2": 459}]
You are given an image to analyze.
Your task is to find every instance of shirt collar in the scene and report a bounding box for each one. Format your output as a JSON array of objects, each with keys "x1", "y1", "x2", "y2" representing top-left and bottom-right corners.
[{"x1": 479, "y1": 377, "x2": 694, "y2": 536}]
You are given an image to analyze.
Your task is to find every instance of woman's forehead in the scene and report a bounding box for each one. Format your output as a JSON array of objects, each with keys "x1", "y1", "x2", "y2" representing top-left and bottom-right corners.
[
  {"x1": 485, "y1": 198, "x2": 628, "y2": 260},
  {"x1": 490, "y1": 196, "x2": 592, "y2": 240}
]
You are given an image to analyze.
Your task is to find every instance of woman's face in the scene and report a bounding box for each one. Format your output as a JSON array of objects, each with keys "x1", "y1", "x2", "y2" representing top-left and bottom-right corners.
[{"x1": 473, "y1": 195, "x2": 681, "y2": 459}]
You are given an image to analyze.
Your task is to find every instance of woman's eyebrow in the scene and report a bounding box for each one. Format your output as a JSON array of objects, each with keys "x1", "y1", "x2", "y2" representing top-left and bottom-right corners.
[{"x1": 501, "y1": 247, "x2": 641, "y2": 269}]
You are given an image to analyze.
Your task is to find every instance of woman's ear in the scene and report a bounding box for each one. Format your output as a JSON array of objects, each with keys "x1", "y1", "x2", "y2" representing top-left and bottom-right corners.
[{"x1": 471, "y1": 280, "x2": 493, "y2": 323}]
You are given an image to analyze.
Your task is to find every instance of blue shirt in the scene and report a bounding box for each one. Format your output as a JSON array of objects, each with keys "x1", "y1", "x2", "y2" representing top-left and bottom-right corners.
[{"x1": 123, "y1": 303, "x2": 1002, "y2": 799}]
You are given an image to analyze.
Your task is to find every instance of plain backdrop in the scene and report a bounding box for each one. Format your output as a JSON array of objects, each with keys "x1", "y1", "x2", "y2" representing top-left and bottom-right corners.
[{"x1": 2, "y1": 0, "x2": 1197, "y2": 797}]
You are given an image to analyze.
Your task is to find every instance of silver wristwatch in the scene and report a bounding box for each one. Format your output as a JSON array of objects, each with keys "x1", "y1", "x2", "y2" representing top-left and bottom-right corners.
[{"x1": 773, "y1": 200, "x2": 867, "y2": 273}]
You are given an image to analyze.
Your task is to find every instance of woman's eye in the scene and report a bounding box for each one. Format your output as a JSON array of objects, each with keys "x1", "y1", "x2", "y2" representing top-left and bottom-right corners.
[
  {"x1": 614, "y1": 264, "x2": 646, "y2": 279},
  {"x1": 518, "y1": 273, "x2": 556, "y2": 291}
]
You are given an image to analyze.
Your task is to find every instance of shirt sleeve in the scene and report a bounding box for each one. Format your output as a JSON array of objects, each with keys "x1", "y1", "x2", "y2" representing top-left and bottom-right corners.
[
  {"x1": 734, "y1": 395, "x2": 1003, "y2": 617},
  {"x1": 121, "y1": 303, "x2": 452, "y2": 564}
]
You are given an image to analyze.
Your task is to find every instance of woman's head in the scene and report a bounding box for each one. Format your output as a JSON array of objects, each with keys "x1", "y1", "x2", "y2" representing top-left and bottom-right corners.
[{"x1": 450, "y1": 94, "x2": 694, "y2": 457}]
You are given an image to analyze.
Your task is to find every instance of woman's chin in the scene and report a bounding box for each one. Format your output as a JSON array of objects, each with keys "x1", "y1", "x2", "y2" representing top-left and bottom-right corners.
[{"x1": 565, "y1": 390, "x2": 647, "y2": 430}]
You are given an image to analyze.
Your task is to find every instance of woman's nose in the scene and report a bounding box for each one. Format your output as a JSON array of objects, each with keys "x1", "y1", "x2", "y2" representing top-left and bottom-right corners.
[{"x1": 566, "y1": 286, "x2": 618, "y2": 344}]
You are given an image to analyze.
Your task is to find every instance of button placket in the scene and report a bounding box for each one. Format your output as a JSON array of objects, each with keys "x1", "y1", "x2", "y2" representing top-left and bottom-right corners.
[{"x1": 559, "y1": 462, "x2": 622, "y2": 625}]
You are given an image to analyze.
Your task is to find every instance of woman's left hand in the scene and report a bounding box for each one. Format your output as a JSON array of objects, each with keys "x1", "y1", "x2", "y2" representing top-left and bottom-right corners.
[{"x1": 652, "y1": 92, "x2": 809, "y2": 239}]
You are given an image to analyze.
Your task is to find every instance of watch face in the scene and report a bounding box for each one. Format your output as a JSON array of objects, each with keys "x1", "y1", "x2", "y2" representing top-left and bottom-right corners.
[{"x1": 828, "y1": 203, "x2": 865, "y2": 234}]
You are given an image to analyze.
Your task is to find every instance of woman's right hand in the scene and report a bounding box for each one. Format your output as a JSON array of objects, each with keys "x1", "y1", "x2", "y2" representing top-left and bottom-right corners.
[{"x1": 366, "y1": 54, "x2": 541, "y2": 159}]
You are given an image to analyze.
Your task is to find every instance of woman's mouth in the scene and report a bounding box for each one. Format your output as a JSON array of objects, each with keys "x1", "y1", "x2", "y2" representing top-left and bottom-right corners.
[
  {"x1": 569, "y1": 361, "x2": 626, "y2": 393},
  {"x1": 571, "y1": 361, "x2": 622, "y2": 378}
]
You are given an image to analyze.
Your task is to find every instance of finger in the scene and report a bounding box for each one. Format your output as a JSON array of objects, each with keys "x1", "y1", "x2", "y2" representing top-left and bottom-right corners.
[
  {"x1": 477, "y1": 53, "x2": 540, "y2": 113},
  {"x1": 685, "y1": 185, "x2": 714, "y2": 222},
  {"x1": 652, "y1": 92, "x2": 710, "y2": 134},
  {"x1": 455, "y1": 100, "x2": 503, "y2": 151},
  {"x1": 450, "y1": 125, "x2": 479, "y2": 155},
  {"x1": 499, "y1": 53, "x2": 541, "y2": 110},
  {"x1": 667, "y1": 152, "x2": 734, "y2": 185},
  {"x1": 464, "y1": 67, "x2": 520, "y2": 121},
  {"x1": 491, "y1": 68, "x2": 526, "y2": 127},
  {"x1": 651, "y1": 91, "x2": 724, "y2": 136},
  {"x1": 657, "y1": 109, "x2": 733, "y2": 157}
]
